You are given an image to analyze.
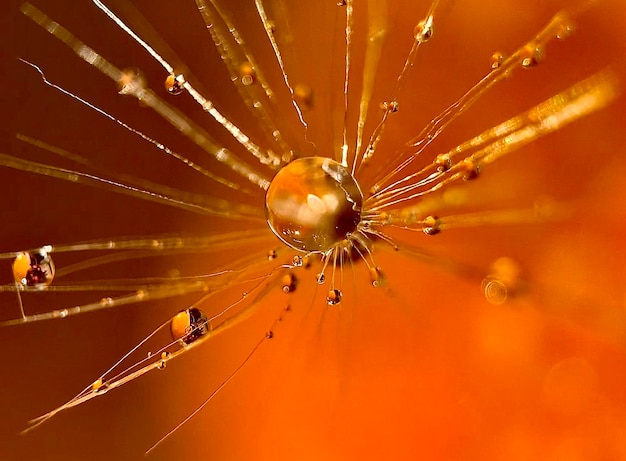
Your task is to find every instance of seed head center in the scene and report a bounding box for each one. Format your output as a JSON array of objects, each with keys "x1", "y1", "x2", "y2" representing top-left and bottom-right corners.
[{"x1": 265, "y1": 157, "x2": 363, "y2": 252}]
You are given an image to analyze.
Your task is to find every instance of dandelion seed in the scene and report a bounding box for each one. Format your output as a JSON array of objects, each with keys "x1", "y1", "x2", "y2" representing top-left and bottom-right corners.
[{"x1": 3, "y1": 1, "x2": 626, "y2": 460}]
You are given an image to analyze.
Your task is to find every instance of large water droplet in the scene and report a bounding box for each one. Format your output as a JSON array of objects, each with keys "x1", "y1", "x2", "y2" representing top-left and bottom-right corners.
[{"x1": 265, "y1": 157, "x2": 363, "y2": 252}]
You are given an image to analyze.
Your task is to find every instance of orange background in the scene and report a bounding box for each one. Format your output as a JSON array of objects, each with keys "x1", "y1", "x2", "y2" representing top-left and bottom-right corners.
[{"x1": 2, "y1": 0, "x2": 626, "y2": 460}]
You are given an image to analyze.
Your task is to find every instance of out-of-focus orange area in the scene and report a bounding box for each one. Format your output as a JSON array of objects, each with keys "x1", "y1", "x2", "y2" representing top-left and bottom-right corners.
[{"x1": 1, "y1": 0, "x2": 626, "y2": 460}]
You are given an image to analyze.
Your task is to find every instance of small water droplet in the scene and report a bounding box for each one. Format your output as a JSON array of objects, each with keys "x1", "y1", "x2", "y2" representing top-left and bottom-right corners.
[
  {"x1": 56, "y1": 309, "x2": 69, "y2": 318},
  {"x1": 435, "y1": 154, "x2": 452, "y2": 172},
  {"x1": 490, "y1": 51, "x2": 505, "y2": 70},
  {"x1": 157, "y1": 351, "x2": 170, "y2": 370},
  {"x1": 316, "y1": 273, "x2": 326, "y2": 284},
  {"x1": 369, "y1": 267, "x2": 385, "y2": 287},
  {"x1": 380, "y1": 100, "x2": 399, "y2": 113},
  {"x1": 239, "y1": 62, "x2": 255, "y2": 85},
  {"x1": 164, "y1": 73, "x2": 186, "y2": 95},
  {"x1": 482, "y1": 278, "x2": 508, "y2": 304},
  {"x1": 422, "y1": 215, "x2": 441, "y2": 236},
  {"x1": 281, "y1": 273, "x2": 297, "y2": 293},
  {"x1": 170, "y1": 308, "x2": 210, "y2": 345},
  {"x1": 326, "y1": 289, "x2": 342, "y2": 305},
  {"x1": 12, "y1": 250, "x2": 55, "y2": 288},
  {"x1": 521, "y1": 43, "x2": 545, "y2": 69},
  {"x1": 554, "y1": 13, "x2": 575, "y2": 40},
  {"x1": 100, "y1": 297, "x2": 113, "y2": 306},
  {"x1": 414, "y1": 17, "x2": 434, "y2": 42},
  {"x1": 461, "y1": 158, "x2": 480, "y2": 181},
  {"x1": 117, "y1": 68, "x2": 146, "y2": 95},
  {"x1": 294, "y1": 83, "x2": 313, "y2": 109}
]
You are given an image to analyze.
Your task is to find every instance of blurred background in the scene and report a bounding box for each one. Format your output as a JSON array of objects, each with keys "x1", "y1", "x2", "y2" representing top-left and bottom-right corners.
[{"x1": 2, "y1": 0, "x2": 626, "y2": 460}]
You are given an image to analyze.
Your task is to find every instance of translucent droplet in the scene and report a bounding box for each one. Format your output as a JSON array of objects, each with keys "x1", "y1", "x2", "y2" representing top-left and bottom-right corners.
[
  {"x1": 316, "y1": 273, "x2": 326, "y2": 284},
  {"x1": 54, "y1": 309, "x2": 69, "y2": 319},
  {"x1": 265, "y1": 157, "x2": 363, "y2": 252},
  {"x1": 521, "y1": 43, "x2": 545, "y2": 69},
  {"x1": 12, "y1": 250, "x2": 55, "y2": 288},
  {"x1": 91, "y1": 378, "x2": 103, "y2": 392},
  {"x1": 164, "y1": 73, "x2": 186, "y2": 95},
  {"x1": 380, "y1": 100, "x2": 399, "y2": 113},
  {"x1": 369, "y1": 267, "x2": 385, "y2": 287},
  {"x1": 482, "y1": 278, "x2": 508, "y2": 304},
  {"x1": 100, "y1": 297, "x2": 113, "y2": 306},
  {"x1": 281, "y1": 273, "x2": 297, "y2": 293},
  {"x1": 239, "y1": 62, "x2": 255, "y2": 86},
  {"x1": 422, "y1": 215, "x2": 441, "y2": 236},
  {"x1": 489, "y1": 51, "x2": 505, "y2": 70},
  {"x1": 170, "y1": 307, "x2": 210, "y2": 345},
  {"x1": 117, "y1": 68, "x2": 146, "y2": 95},
  {"x1": 326, "y1": 289, "x2": 342, "y2": 305},
  {"x1": 268, "y1": 249, "x2": 277, "y2": 260},
  {"x1": 266, "y1": 330, "x2": 274, "y2": 339},
  {"x1": 157, "y1": 352, "x2": 169, "y2": 370},
  {"x1": 461, "y1": 158, "x2": 480, "y2": 181},
  {"x1": 482, "y1": 257, "x2": 522, "y2": 304},
  {"x1": 294, "y1": 83, "x2": 313, "y2": 109},
  {"x1": 435, "y1": 154, "x2": 452, "y2": 172},
  {"x1": 554, "y1": 13, "x2": 575, "y2": 40},
  {"x1": 414, "y1": 17, "x2": 433, "y2": 42},
  {"x1": 292, "y1": 255, "x2": 303, "y2": 267}
]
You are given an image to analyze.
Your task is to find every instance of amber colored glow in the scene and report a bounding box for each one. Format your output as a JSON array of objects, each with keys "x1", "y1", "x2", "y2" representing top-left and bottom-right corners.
[{"x1": 2, "y1": 1, "x2": 626, "y2": 461}]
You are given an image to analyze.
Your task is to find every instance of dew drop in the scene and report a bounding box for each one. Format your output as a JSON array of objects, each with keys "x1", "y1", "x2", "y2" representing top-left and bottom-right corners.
[
  {"x1": 54, "y1": 309, "x2": 69, "y2": 319},
  {"x1": 555, "y1": 13, "x2": 575, "y2": 40},
  {"x1": 100, "y1": 297, "x2": 113, "y2": 306},
  {"x1": 294, "y1": 83, "x2": 313, "y2": 109},
  {"x1": 414, "y1": 17, "x2": 434, "y2": 42},
  {"x1": 12, "y1": 249, "x2": 55, "y2": 288},
  {"x1": 316, "y1": 273, "x2": 326, "y2": 284},
  {"x1": 170, "y1": 307, "x2": 210, "y2": 345},
  {"x1": 117, "y1": 68, "x2": 146, "y2": 95},
  {"x1": 292, "y1": 255, "x2": 303, "y2": 267},
  {"x1": 326, "y1": 289, "x2": 342, "y2": 305},
  {"x1": 239, "y1": 61, "x2": 255, "y2": 86},
  {"x1": 461, "y1": 158, "x2": 480, "y2": 181},
  {"x1": 266, "y1": 330, "x2": 274, "y2": 339},
  {"x1": 435, "y1": 153, "x2": 452, "y2": 172},
  {"x1": 157, "y1": 352, "x2": 170, "y2": 370},
  {"x1": 521, "y1": 43, "x2": 545, "y2": 69},
  {"x1": 164, "y1": 73, "x2": 186, "y2": 95},
  {"x1": 268, "y1": 249, "x2": 277, "y2": 260},
  {"x1": 369, "y1": 267, "x2": 385, "y2": 287},
  {"x1": 490, "y1": 51, "x2": 505, "y2": 70},
  {"x1": 91, "y1": 378, "x2": 103, "y2": 392},
  {"x1": 281, "y1": 273, "x2": 297, "y2": 293},
  {"x1": 380, "y1": 100, "x2": 399, "y2": 113},
  {"x1": 422, "y1": 215, "x2": 441, "y2": 236},
  {"x1": 482, "y1": 278, "x2": 508, "y2": 304},
  {"x1": 265, "y1": 157, "x2": 363, "y2": 252}
]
